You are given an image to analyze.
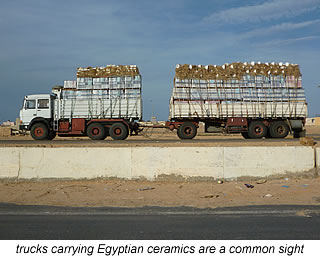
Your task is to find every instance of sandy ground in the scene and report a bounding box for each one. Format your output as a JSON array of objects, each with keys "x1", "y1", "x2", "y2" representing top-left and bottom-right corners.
[{"x1": 1, "y1": 176, "x2": 320, "y2": 208}]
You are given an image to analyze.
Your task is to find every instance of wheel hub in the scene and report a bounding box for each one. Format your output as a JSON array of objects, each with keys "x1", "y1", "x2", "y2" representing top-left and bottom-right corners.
[
  {"x1": 115, "y1": 128, "x2": 122, "y2": 135},
  {"x1": 92, "y1": 128, "x2": 100, "y2": 135},
  {"x1": 184, "y1": 127, "x2": 192, "y2": 135},
  {"x1": 254, "y1": 126, "x2": 262, "y2": 134},
  {"x1": 277, "y1": 126, "x2": 284, "y2": 134},
  {"x1": 35, "y1": 127, "x2": 44, "y2": 137}
]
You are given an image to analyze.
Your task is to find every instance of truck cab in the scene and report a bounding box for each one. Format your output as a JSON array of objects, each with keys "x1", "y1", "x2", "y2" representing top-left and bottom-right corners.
[{"x1": 19, "y1": 94, "x2": 56, "y2": 140}]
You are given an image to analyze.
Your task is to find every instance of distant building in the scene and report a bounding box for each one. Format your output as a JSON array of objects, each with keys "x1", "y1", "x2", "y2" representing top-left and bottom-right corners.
[
  {"x1": 1, "y1": 120, "x2": 15, "y2": 127},
  {"x1": 306, "y1": 117, "x2": 320, "y2": 126}
]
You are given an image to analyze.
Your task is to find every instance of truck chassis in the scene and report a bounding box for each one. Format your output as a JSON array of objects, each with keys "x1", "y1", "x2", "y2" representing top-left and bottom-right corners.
[{"x1": 27, "y1": 116, "x2": 305, "y2": 140}]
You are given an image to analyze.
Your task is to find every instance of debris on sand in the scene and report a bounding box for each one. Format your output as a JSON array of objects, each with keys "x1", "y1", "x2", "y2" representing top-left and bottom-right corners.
[
  {"x1": 300, "y1": 137, "x2": 314, "y2": 146},
  {"x1": 244, "y1": 184, "x2": 254, "y2": 188},
  {"x1": 35, "y1": 191, "x2": 51, "y2": 198},
  {"x1": 138, "y1": 187, "x2": 155, "y2": 191},
  {"x1": 200, "y1": 194, "x2": 220, "y2": 199},
  {"x1": 256, "y1": 179, "x2": 267, "y2": 184}
]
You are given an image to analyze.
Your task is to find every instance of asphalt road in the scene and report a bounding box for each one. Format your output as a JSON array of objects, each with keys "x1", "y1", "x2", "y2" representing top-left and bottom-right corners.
[{"x1": 0, "y1": 204, "x2": 319, "y2": 240}]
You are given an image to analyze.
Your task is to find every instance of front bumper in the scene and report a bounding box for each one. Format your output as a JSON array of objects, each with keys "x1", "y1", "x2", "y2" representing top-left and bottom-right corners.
[{"x1": 19, "y1": 125, "x2": 29, "y2": 131}]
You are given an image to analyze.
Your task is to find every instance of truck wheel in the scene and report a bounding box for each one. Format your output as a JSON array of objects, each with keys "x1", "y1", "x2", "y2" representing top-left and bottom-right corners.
[
  {"x1": 293, "y1": 129, "x2": 306, "y2": 138},
  {"x1": 47, "y1": 130, "x2": 56, "y2": 140},
  {"x1": 265, "y1": 130, "x2": 272, "y2": 138},
  {"x1": 248, "y1": 121, "x2": 267, "y2": 139},
  {"x1": 87, "y1": 123, "x2": 106, "y2": 140},
  {"x1": 241, "y1": 132, "x2": 250, "y2": 139},
  {"x1": 109, "y1": 123, "x2": 128, "y2": 140},
  {"x1": 177, "y1": 122, "x2": 197, "y2": 139},
  {"x1": 30, "y1": 123, "x2": 49, "y2": 140},
  {"x1": 269, "y1": 121, "x2": 289, "y2": 138}
]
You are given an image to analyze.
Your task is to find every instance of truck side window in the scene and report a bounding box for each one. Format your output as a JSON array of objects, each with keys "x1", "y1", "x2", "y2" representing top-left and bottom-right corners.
[
  {"x1": 25, "y1": 100, "x2": 36, "y2": 109},
  {"x1": 38, "y1": 99, "x2": 49, "y2": 109}
]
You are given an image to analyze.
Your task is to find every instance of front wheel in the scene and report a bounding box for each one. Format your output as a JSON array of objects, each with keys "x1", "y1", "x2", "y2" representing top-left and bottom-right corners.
[
  {"x1": 109, "y1": 123, "x2": 129, "y2": 140},
  {"x1": 47, "y1": 130, "x2": 56, "y2": 140},
  {"x1": 30, "y1": 123, "x2": 49, "y2": 140},
  {"x1": 177, "y1": 122, "x2": 197, "y2": 139}
]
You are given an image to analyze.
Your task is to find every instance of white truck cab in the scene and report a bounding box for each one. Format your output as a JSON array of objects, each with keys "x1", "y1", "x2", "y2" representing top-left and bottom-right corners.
[{"x1": 19, "y1": 94, "x2": 56, "y2": 140}]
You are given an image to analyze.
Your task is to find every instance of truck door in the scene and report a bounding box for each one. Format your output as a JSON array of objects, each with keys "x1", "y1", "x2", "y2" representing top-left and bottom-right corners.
[
  {"x1": 36, "y1": 99, "x2": 50, "y2": 119},
  {"x1": 22, "y1": 99, "x2": 37, "y2": 125}
]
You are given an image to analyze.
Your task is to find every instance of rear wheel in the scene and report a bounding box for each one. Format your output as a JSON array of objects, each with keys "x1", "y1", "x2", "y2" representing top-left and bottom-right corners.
[
  {"x1": 293, "y1": 129, "x2": 305, "y2": 138},
  {"x1": 109, "y1": 123, "x2": 128, "y2": 140},
  {"x1": 248, "y1": 121, "x2": 267, "y2": 139},
  {"x1": 293, "y1": 132, "x2": 300, "y2": 138},
  {"x1": 269, "y1": 121, "x2": 289, "y2": 138},
  {"x1": 241, "y1": 132, "x2": 250, "y2": 139},
  {"x1": 177, "y1": 122, "x2": 197, "y2": 139},
  {"x1": 87, "y1": 123, "x2": 106, "y2": 140},
  {"x1": 30, "y1": 123, "x2": 49, "y2": 140},
  {"x1": 265, "y1": 130, "x2": 273, "y2": 138}
]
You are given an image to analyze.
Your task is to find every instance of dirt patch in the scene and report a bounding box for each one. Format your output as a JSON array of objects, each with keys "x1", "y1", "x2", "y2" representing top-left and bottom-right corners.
[{"x1": 1, "y1": 176, "x2": 320, "y2": 208}]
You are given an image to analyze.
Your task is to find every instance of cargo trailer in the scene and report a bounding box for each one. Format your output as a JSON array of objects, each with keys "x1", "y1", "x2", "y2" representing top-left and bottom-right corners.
[{"x1": 165, "y1": 62, "x2": 307, "y2": 139}]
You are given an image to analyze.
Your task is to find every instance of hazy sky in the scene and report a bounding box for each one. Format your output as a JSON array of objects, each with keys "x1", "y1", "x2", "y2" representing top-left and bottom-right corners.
[{"x1": 1, "y1": 0, "x2": 320, "y2": 122}]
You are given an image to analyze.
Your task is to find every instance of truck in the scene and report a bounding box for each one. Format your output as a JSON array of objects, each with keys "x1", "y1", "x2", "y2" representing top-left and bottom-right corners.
[
  {"x1": 19, "y1": 62, "x2": 307, "y2": 140},
  {"x1": 19, "y1": 65, "x2": 142, "y2": 140}
]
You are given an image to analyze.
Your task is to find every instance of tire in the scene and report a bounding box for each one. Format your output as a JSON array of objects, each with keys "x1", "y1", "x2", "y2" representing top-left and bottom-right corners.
[
  {"x1": 293, "y1": 132, "x2": 300, "y2": 138},
  {"x1": 177, "y1": 122, "x2": 197, "y2": 139},
  {"x1": 109, "y1": 123, "x2": 128, "y2": 140},
  {"x1": 293, "y1": 130, "x2": 306, "y2": 138},
  {"x1": 265, "y1": 131, "x2": 273, "y2": 138},
  {"x1": 248, "y1": 121, "x2": 267, "y2": 139},
  {"x1": 30, "y1": 123, "x2": 49, "y2": 140},
  {"x1": 87, "y1": 123, "x2": 106, "y2": 140},
  {"x1": 269, "y1": 121, "x2": 289, "y2": 138},
  {"x1": 47, "y1": 130, "x2": 56, "y2": 140},
  {"x1": 241, "y1": 132, "x2": 250, "y2": 139}
]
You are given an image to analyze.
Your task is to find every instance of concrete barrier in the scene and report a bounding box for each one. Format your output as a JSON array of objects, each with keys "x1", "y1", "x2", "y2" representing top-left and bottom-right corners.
[
  {"x1": 223, "y1": 146, "x2": 315, "y2": 178},
  {"x1": 131, "y1": 147, "x2": 224, "y2": 179},
  {"x1": 19, "y1": 148, "x2": 131, "y2": 179},
  {"x1": 0, "y1": 148, "x2": 20, "y2": 178},
  {"x1": 0, "y1": 146, "x2": 316, "y2": 180},
  {"x1": 316, "y1": 147, "x2": 320, "y2": 175}
]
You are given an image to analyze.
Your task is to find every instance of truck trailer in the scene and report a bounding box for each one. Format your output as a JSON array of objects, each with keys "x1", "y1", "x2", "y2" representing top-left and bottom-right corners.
[{"x1": 19, "y1": 62, "x2": 307, "y2": 140}]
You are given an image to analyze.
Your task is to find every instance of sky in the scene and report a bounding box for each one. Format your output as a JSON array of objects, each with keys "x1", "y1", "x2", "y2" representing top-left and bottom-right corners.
[{"x1": 0, "y1": 0, "x2": 320, "y2": 122}]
